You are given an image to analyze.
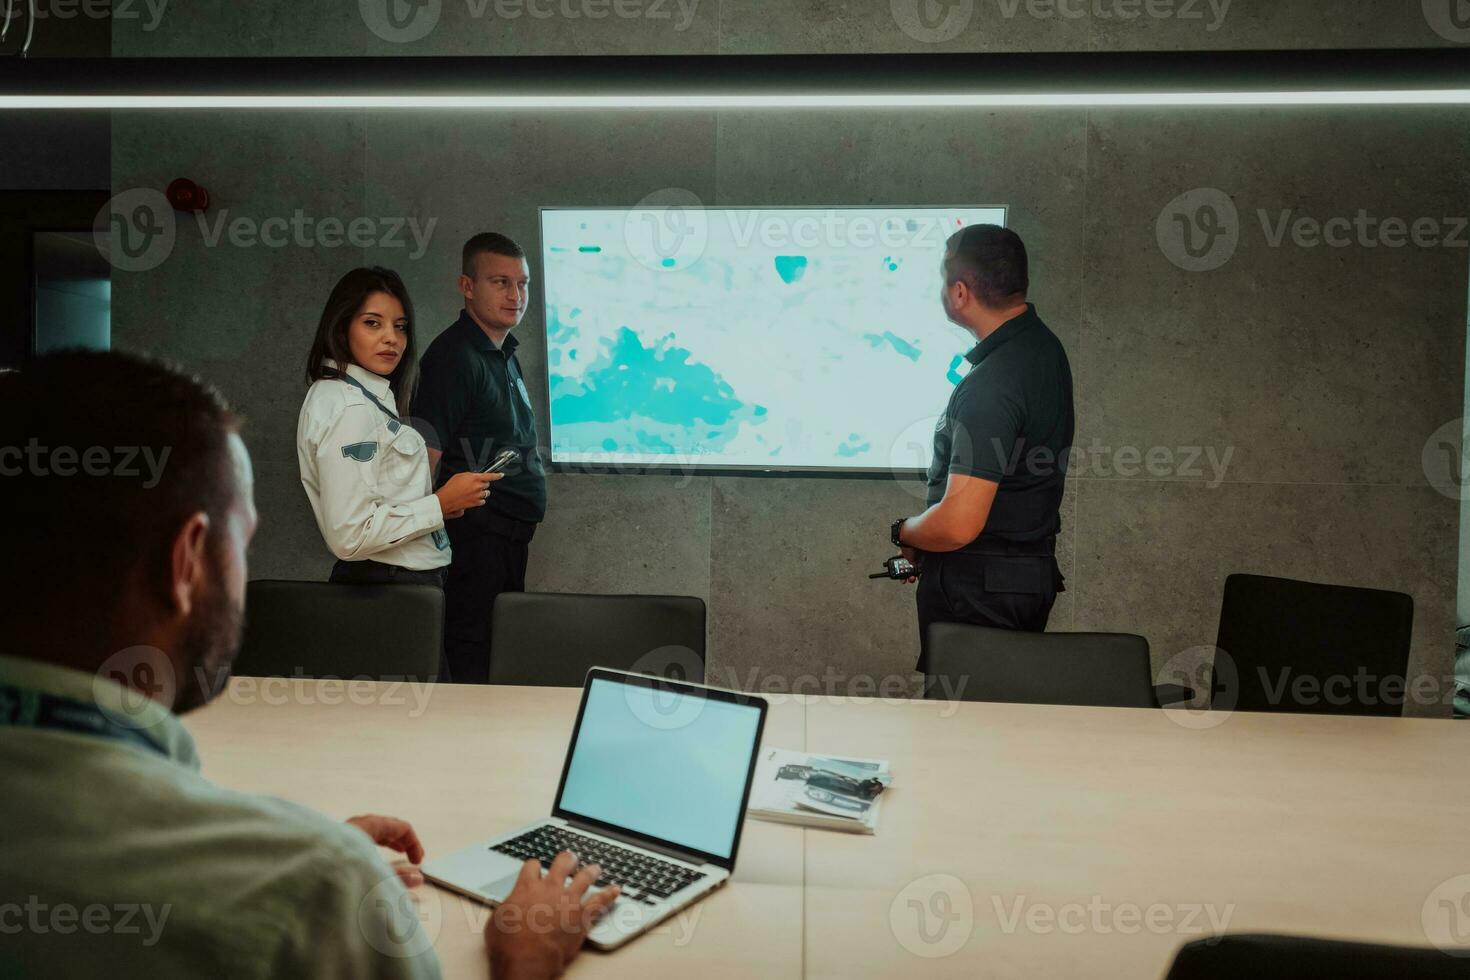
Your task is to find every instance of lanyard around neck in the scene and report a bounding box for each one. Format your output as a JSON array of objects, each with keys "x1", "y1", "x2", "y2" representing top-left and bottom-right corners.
[
  {"x1": 329, "y1": 369, "x2": 402, "y2": 432},
  {"x1": 0, "y1": 682, "x2": 168, "y2": 758}
]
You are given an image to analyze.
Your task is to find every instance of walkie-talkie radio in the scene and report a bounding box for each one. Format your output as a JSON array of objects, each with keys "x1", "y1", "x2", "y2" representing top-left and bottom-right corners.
[
  {"x1": 481, "y1": 448, "x2": 520, "y2": 475},
  {"x1": 869, "y1": 556, "x2": 920, "y2": 581}
]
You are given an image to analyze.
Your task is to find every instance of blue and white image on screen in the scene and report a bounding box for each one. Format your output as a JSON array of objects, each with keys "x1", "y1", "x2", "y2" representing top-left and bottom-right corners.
[
  {"x1": 557, "y1": 678, "x2": 762, "y2": 860},
  {"x1": 540, "y1": 205, "x2": 1007, "y2": 471}
]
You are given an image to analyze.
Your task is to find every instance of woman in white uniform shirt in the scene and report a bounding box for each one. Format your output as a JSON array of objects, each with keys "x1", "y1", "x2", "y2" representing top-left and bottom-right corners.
[{"x1": 298, "y1": 267, "x2": 497, "y2": 588}]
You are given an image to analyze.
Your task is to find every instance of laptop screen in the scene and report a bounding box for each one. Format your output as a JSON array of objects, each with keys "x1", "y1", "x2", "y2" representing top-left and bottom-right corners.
[{"x1": 554, "y1": 674, "x2": 765, "y2": 863}]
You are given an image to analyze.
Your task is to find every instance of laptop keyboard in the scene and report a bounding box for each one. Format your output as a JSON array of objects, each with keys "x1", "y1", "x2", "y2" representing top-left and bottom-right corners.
[{"x1": 492, "y1": 825, "x2": 707, "y2": 905}]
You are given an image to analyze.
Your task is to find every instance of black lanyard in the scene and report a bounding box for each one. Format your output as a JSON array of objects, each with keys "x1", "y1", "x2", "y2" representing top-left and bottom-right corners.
[
  {"x1": 0, "y1": 682, "x2": 168, "y2": 758},
  {"x1": 329, "y1": 369, "x2": 402, "y2": 434}
]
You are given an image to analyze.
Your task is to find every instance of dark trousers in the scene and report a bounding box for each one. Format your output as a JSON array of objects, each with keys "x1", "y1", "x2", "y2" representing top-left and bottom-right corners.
[
  {"x1": 915, "y1": 551, "x2": 1063, "y2": 674},
  {"x1": 443, "y1": 516, "x2": 532, "y2": 685}
]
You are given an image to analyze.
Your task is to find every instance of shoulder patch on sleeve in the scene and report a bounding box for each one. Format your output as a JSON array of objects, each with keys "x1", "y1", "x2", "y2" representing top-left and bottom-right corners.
[{"x1": 341, "y1": 441, "x2": 378, "y2": 462}]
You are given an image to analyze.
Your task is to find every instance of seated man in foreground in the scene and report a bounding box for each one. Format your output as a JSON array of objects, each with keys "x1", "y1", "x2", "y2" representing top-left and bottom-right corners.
[{"x1": 0, "y1": 351, "x2": 616, "y2": 980}]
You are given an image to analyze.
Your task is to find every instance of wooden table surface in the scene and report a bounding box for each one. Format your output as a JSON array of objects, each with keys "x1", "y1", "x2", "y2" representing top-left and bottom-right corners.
[{"x1": 186, "y1": 678, "x2": 1470, "y2": 978}]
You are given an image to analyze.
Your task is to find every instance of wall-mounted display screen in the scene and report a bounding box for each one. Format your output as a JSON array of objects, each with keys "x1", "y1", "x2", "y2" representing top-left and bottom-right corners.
[{"x1": 540, "y1": 205, "x2": 1007, "y2": 473}]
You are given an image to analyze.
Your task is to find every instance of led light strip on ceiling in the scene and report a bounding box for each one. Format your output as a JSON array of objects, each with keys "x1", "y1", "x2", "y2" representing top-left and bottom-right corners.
[
  {"x1": 0, "y1": 51, "x2": 1466, "y2": 110},
  {"x1": 4, "y1": 91, "x2": 1470, "y2": 108}
]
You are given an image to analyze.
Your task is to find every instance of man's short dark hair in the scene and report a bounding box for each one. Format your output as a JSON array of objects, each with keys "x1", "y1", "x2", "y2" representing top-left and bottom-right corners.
[
  {"x1": 462, "y1": 232, "x2": 525, "y2": 277},
  {"x1": 0, "y1": 350, "x2": 240, "y2": 642},
  {"x1": 945, "y1": 224, "x2": 1029, "y2": 308}
]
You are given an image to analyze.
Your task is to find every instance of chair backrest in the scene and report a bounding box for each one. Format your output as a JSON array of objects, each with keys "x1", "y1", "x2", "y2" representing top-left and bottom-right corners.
[
  {"x1": 924, "y1": 623, "x2": 1156, "y2": 708},
  {"x1": 234, "y1": 580, "x2": 444, "y2": 680},
  {"x1": 1213, "y1": 573, "x2": 1414, "y2": 717},
  {"x1": 1165, "y1": 933, "x2": 1462, "y2": 980},
  {"x1": 489, "y1": 592, "x2": 706, "y2": 687}
]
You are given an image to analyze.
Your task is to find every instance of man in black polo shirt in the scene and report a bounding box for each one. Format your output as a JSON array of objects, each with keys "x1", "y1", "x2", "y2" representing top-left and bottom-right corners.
[
  {"x1": 892, "y1": 224, "x2": 1075, "y2": 676},
  {"x1": 414, "y1": 232, "x2": 546, "y2": 684}
]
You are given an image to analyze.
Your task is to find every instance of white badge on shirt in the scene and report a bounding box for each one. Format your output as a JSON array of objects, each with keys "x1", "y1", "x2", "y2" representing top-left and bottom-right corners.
[{"x1": 515, "y1": 376, "x2": 532, "y2": 407}]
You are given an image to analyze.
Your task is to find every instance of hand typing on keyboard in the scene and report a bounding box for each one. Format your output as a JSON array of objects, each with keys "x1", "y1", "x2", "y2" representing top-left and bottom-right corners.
[
  {"x1": 485, "y1": 849, "x2": 620, "y2": 980},
  {"x1": 492, "y1": 826, "x2": 707, "y2": 905}
]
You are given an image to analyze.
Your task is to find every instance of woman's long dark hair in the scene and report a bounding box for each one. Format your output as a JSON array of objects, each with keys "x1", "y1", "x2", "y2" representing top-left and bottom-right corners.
[{"x1": 305, "y1": 266, "x2": 420, "y2": 417}]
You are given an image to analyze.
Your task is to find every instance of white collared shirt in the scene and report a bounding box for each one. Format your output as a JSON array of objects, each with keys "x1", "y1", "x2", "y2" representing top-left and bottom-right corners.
[{"x1": 297, "y1": 360, "x2": 449, "y2": 570}]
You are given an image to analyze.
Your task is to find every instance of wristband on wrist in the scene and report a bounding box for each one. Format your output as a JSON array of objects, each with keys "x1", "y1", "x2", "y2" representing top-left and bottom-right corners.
[{"x1": 891, "y1": 518, "x2": 907, "y2": 549}]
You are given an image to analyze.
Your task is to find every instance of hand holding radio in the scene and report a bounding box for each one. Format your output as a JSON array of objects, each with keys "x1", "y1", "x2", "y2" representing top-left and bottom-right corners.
[{"x1": 869, "y1": 555, "x2": 921, "y2": 583}]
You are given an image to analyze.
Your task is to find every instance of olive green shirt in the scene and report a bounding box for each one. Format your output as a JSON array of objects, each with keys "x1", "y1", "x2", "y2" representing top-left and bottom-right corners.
[{"x1": 0, "y1": 654, "x2": 443, "y2": 980}]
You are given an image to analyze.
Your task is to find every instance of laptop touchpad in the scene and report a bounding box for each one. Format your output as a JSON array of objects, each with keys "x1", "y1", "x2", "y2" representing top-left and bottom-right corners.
[{"x1": 480, "y1": 871, "x2": 521, "y2": 902}]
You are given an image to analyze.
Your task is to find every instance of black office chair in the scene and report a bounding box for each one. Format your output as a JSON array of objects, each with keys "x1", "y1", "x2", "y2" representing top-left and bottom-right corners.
[
  {"x1": 923, "y1": 623, "x2": 1190, "y2": 709},
  {"x1": 1211, "y1": 573, "x2": 1414, "y2": 717},
  {"x1": 234, "y1": 579, "x2": 444, "y2": 680},
  {"x1": 488, "y1": 592, "x2": 706, "y2": 687},
  {"x1": 1165, "y1": 933, "x2": 1464, "y2": 979}
]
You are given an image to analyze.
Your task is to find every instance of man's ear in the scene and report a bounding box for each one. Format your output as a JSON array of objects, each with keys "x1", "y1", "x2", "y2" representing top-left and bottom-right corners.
[
  {"x1": 170, "y1": 512, "x2": 211, "y2": 617},
  {"x1": 948, "y1": 279, "x2": 969, "y2": 311},
  {"x1": 458, "y1": 273, "x2": 473, "y2": 301}
]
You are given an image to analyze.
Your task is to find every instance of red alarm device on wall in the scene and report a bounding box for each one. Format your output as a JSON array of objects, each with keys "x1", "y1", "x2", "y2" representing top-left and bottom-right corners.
[{"x1": 165, "y1": 178, "x2": 209, "y2": 212}]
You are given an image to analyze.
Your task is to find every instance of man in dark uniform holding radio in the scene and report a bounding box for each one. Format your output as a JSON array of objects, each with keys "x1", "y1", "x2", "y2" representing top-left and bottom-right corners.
[
  {"x1": 414, "y1": 232, "x2": 546, "y2": 684},
  {"x1": 891, "y1": 224, "x2": 1075, "y2": 676}
]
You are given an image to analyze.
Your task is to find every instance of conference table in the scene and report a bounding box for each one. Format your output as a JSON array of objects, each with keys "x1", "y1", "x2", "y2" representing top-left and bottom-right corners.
[{"x1": 186, "y1": 677, "x2": 1470, "y2": 978}]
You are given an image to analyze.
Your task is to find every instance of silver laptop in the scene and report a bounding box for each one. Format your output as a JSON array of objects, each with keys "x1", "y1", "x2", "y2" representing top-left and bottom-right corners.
[{"x1": 423, "y1": 667, "x2": 769, "y2": 950}]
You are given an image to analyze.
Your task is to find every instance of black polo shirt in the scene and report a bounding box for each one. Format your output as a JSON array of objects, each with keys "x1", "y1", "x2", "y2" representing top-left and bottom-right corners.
[
  {"x1": 926, "y1": 304, "x2": 1074, "y2": 552},
  {"x1": 413, "y1": 311, "x2": 547, "y2": 524}
]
